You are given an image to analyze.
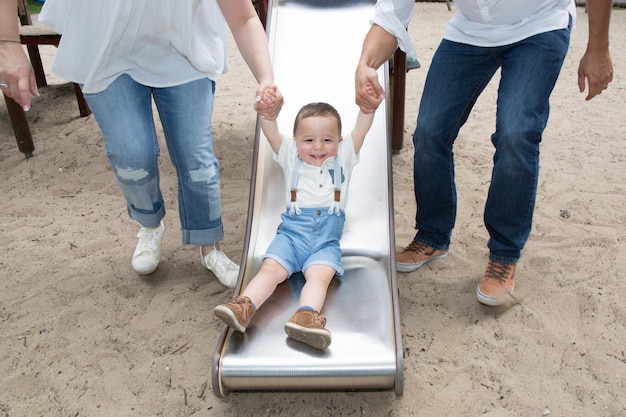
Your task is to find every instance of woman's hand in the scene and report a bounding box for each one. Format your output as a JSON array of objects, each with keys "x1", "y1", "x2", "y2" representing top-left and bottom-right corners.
[{"x1": 0, "y1": 41, "x2": 38, "y2": 110}]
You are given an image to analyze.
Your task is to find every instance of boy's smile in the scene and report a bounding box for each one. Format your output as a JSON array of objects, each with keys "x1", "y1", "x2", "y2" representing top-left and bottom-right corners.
[{"x1": 294, "y1": 115, "x2": 342, "y2": 167}]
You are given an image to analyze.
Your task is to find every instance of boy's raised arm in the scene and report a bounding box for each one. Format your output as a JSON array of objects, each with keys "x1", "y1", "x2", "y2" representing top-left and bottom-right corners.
[
  {"x1": 351, "y1": 81, "x2": 379, "y2": 153},
  {"x1": 256, "y1": 87, "x2": 283, "y2": 153},
  {"x1": 351, "y1": 109, "x2": 375, "y2": 154},
  {"x1": 260, "y1": 117, "x2": 283, "y2": 154}
]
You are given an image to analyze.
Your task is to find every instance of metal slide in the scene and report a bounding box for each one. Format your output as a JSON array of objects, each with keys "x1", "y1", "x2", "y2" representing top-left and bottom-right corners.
[{"x1": 212, "y1": 0, "x2": 402, "y2": 397}]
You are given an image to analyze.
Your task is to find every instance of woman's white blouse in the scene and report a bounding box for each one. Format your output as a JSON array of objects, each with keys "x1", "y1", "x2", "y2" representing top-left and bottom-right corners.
[{"x1": 39, "y1": 0, "x2": 229, "y2": 94}]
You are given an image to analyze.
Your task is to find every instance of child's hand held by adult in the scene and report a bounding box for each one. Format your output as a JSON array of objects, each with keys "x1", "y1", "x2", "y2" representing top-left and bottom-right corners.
[{"x1": 254, "y1": 84, "x2": 284, "y2": 120}]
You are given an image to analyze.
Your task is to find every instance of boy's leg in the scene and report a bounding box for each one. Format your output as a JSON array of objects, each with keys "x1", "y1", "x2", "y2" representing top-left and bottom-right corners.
[
  {"x1": 284, "y1": 265, "x2": 335, "y2": 350},
  {"x1": 214, "y1": 258, "x2": 289, "y2": 332},
  {"x1": 298, "y1": 265, "x2": 336, "y2": 311},
  {"x1": 243, "y1": 258, "x2": 290, "y2": 308}
]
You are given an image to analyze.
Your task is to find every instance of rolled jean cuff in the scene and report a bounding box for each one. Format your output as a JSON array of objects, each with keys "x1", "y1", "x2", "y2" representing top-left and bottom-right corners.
[
  {"x1": 129, "y1": 205, "x2": 166, "y2": 229},
  {"x1": 488, "y1": 253, "x2": 519, "y2": 265},
  {"x1": 413, "y1": 236, "x2": 449, "y2": 252},
  {"x1": 183, "y1": 223, "x2": 224, "y2": 246}
]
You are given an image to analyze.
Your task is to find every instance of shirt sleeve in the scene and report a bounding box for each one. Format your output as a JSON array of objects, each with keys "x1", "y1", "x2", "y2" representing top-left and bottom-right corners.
[
  {"x1": 275, "y1": 135, "x2": 296, "y2": 168},
  {"x1": 340, "y1": 134, "x2": 359, "y2": 172},
  {"x1": 370, "y1": 0, "x2": 417, "y2": 59}
]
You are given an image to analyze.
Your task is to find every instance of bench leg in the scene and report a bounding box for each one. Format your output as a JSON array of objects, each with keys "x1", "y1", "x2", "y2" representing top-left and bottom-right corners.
[
  {"x1": 391, "y1": 48, "x2": 406, "y2": 153},
  {"x1": 4, "y1": 95, "x2": 34, "y2": 158},
  {"x1": 26, "y1": 45, "x2": 48, "y2": 88},
  {"x1": 73, "y1": 83, "x2": 91, "y2": 117}
]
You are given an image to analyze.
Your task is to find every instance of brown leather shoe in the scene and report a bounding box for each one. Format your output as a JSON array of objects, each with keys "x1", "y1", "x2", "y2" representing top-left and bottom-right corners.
[
  {"x1": 284, "y1": 309, "x2": 331, "y2": 350},
  {"x1": 476, "y1": 260, "x2": 516, "y2": 306},
  {"x1": 396, "y1": 241, "x2": 448, "y2": 272},
  {"x1": 214, "y1": 295, "x2": 256, "y2": 333}
]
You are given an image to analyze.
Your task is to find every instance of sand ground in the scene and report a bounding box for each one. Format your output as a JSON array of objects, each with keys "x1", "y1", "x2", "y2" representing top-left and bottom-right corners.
[{"x1": 1, "y1": 3, "x2": 625, "y2": 417}]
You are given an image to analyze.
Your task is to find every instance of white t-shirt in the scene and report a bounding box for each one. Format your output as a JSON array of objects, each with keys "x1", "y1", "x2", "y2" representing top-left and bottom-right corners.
[
  {"x1": 370, "y1": 0, "x2": 417, "y2": 59},
  {"x1": 39, "y1": 0, "x2": 228, "y2": 94},
  {"x1": 372, "y1": 0, "x2": 576, "y2": 50},
  {"x1": 275, "y1": 135, "x2": 359, "y2": 211},
  {"x1": 445, "y1": 0, "x2": 576, "y2": 47}
]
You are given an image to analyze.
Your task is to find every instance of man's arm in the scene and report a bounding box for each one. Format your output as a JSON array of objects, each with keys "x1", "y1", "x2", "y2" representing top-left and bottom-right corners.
[
  {"x1": 578, "y1": 0, "x2": 613, "y2": 100},
  {"x1": 355, "y1": 24, "x2": 399, "y2": 114},
  {"x1": 355, "y1": 0, "x2": 415, "y2": 113}
]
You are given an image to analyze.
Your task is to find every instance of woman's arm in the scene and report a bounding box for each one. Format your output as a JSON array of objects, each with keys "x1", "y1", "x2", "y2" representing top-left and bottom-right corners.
[
  {"x1": 0, "y1": 0, "x2": 38, "y2": 110},
  {"x1": 217, "y1": 0, "x2": 283, "y2": 118}
]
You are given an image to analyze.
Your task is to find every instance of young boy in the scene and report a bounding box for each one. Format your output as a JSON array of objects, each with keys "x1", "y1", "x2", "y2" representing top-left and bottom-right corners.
[{"x1": 214, "y1": 87, "x2": 376, "y2": 350}]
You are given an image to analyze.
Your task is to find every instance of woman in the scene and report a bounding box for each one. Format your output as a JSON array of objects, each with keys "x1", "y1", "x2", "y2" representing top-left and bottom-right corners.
[{"x1": 0, "y1": 0, "x2": 283, "y2": 286}]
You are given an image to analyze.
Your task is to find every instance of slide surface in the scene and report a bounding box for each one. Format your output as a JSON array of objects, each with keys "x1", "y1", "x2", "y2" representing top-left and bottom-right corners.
[{"x1": 212, "y1": 0, "x2": 402, "y2": 397}]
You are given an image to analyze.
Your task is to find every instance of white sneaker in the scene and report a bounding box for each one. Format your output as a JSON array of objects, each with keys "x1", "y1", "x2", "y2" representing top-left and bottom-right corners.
[
  {"x1": 131, "y1": 221, "x2": 165, "y2": 275},
  {"x1": 200, "y1": 247, "x2": 239, "y2": 288}
]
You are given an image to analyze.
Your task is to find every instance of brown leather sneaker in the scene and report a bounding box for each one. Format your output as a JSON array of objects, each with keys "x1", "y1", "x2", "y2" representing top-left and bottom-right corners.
[
  {"x1": 214, "y1": 295, "x2": 256, "y2": 333},
  {"x1": 396, "y1": 241, "x2": 448, "y2": 272},
  {"x1": 284, "y1": 309, "x2": 331, "y2": 350},
  {"x1": 476, "y1": 260, "x2": 516, "y2": 306}
]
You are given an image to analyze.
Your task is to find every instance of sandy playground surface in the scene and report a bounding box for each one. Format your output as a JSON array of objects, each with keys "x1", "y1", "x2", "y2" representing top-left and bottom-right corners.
[{"x1": 1, "y1": 3, "x2": 625, "y2": 417}]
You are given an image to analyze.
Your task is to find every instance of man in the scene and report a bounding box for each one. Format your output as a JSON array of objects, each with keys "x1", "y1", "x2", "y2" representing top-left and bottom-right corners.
[{"x1": 355, "y1": 0, "x2": 613, "y2": 306}]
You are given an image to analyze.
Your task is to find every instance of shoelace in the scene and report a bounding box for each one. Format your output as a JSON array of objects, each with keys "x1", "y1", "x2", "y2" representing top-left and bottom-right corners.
[
  {"x1": 483, "y1": 260, "x2": 519, "y2": 303},
  {"x1": 312, "y1": 311, "x2": 327, "y2": 327},
  {"x1": 484, "y1": 260, "x2": 513, "y2": 285},
  {"x1": 232, "y1": 296, "x2": 253, "y2": 321},
  {"x1": 404, "y1": 240, "x2": 429, "y2": 254},
  {"x1": 136, "y1": 227, "x2": 161, "y2": 252},
  {"x1": 209, "y1": 250, "x2": 237, "y2": 274}
]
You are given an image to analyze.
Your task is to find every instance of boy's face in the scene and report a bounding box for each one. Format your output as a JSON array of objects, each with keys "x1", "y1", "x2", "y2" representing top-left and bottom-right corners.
[{"x1": 294, "y1": 115, "x2": 342, "y2": 167}]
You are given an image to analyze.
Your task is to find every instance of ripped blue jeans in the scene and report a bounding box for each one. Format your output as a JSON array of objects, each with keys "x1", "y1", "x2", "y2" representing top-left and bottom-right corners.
[{"x1": 83, "y1": 74, "x2": 223, "y2": 246}]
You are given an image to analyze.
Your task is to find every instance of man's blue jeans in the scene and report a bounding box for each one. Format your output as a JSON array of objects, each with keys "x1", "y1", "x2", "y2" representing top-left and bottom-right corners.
[
  {"x1": 412, "y1": 27, "x2": 570, "y2": 264},
  {"x1": 84, "y1": 74, "x2": 225, "y2": 246}
]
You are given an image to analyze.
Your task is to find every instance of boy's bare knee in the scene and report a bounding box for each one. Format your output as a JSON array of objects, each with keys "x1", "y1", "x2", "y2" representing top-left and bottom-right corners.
[{"x1": 304, "y1": 265, "x2": 336, "y2": 285}]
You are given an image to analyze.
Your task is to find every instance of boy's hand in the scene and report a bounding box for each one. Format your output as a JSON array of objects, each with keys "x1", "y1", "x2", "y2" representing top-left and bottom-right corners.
[
  {"x1": 254, "y1": 85, "x2": 284, "y2": 120},
  {"x1": 365, "y1": 81, "x2": 380, "y2": 100}
]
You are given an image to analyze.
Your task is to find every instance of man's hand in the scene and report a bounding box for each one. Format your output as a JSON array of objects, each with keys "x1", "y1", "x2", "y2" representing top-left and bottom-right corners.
[
  {"x1": 577, "y1": 47, "x2": 613, "y2": 101},
  {"x1": 355, "y1": 63, "x2": 384, "y2": 114}
]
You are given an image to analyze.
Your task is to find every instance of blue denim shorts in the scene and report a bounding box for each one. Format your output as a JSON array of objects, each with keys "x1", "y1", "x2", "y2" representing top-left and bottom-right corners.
[{"x1": 264, "y1": 207, "x2": 346, "y2": 277}]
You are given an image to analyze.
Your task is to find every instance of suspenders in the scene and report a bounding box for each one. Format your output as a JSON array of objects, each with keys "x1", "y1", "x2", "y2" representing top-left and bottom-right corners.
[{"x1": 288, "y1": 156, "x2": 342, "y2": 216}]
